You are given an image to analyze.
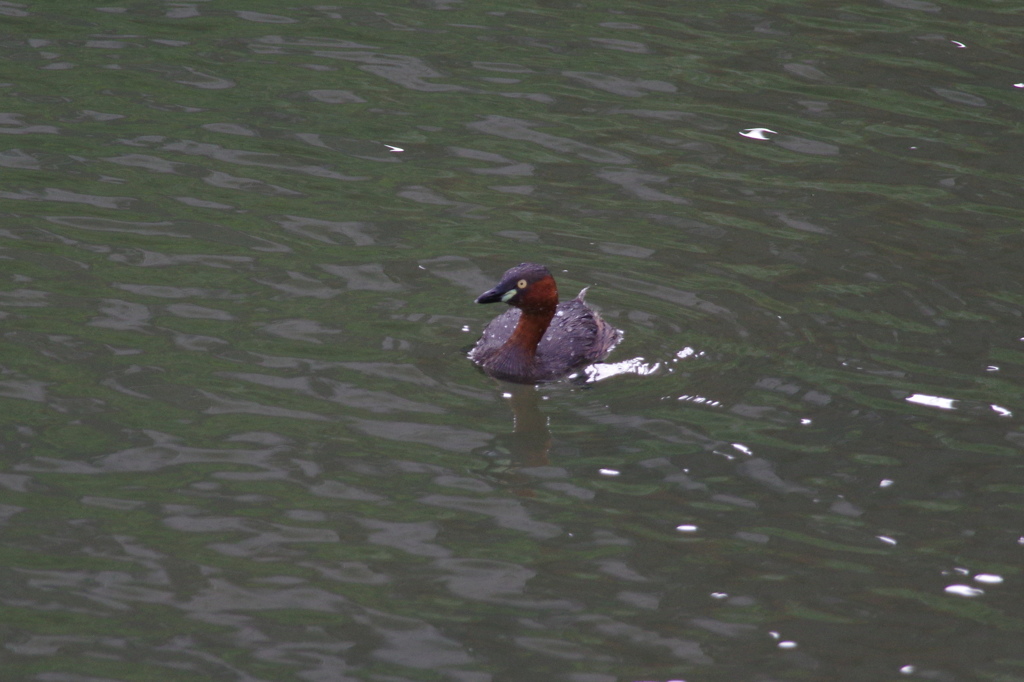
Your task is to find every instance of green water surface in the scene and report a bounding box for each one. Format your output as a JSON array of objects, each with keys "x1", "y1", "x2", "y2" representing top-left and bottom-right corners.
[{"x1": 1, "y1": 1, "x2": 1023, "y2": 681}]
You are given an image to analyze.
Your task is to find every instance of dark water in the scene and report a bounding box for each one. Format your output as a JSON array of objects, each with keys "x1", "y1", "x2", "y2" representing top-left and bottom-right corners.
[{"x1": 1, "y1": 1, "x2": 1023, "y2": 681}]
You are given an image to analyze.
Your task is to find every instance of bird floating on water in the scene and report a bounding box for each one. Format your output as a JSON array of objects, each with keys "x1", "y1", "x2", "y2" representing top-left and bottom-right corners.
[{"x1": 469, "y1": 262, "x2": 622, "y2": 384}]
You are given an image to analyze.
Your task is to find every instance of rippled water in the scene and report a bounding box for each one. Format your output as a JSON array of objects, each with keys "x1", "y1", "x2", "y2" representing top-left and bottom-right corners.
[{"x1": 2, "y1": 1, "x2": 1023, "y2": 681}]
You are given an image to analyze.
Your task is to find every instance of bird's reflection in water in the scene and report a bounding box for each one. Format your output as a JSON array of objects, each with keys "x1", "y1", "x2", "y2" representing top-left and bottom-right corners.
[
  {"x1": 487, "y1": 357, "x2": 662, "y2": 468},
  {"x1": 498, "y1": 382, "x2": 552, "y2": 467}
]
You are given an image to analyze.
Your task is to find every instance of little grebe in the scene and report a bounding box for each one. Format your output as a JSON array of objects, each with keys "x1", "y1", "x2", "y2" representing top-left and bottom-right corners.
[{"x1": 469, "y1": 263, "x2": 622, "y2": 384}]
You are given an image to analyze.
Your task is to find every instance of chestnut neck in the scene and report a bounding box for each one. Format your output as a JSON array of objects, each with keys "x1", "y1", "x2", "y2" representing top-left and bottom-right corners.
[
  {"x1": 507, "y1": 276, "x2": 558, "y2": 357},
  {"x1": 507, "y1": 305, "x2": 556, "y2": 358}
]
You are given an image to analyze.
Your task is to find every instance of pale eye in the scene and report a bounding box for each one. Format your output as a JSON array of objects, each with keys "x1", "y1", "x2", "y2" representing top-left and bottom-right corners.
[{"x1": 517, "y1": 279, "x2": 527, "y2": 289}]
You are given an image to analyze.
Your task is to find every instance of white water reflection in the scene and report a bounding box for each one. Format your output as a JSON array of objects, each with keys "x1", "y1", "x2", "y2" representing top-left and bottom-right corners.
[
  {"x1": 739, "y1": 127, "x2": 777, "y2": 140},
  {"x1": 974, "y1": 574, "x2": 1003, "y2": 584},
  {"x1": 677, "y1": 394, "x2": 723, "y2": 408},
  {"x1": 944, "y1": 585, "x2": 984, "y2": 597},
  {"x1": 583, "y1": 356, "x2": 660, "y2": 382},
  {"x1": 905, "y1": 393, "x2": 956, "y2": 410},
  {"x1": 905, "y1": 394, "x2": 1013, "y2": 418}
]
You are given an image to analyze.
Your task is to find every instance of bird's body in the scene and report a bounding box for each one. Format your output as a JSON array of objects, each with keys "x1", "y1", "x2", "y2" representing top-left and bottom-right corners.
[{"x1": 469, "y1": 263, "x2": 621, "y2": 384}]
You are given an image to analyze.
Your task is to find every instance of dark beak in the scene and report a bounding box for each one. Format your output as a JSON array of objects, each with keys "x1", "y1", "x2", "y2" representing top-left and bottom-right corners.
[{"x1": 475, "y1": 285, "x2": 506, "y2": 304}]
